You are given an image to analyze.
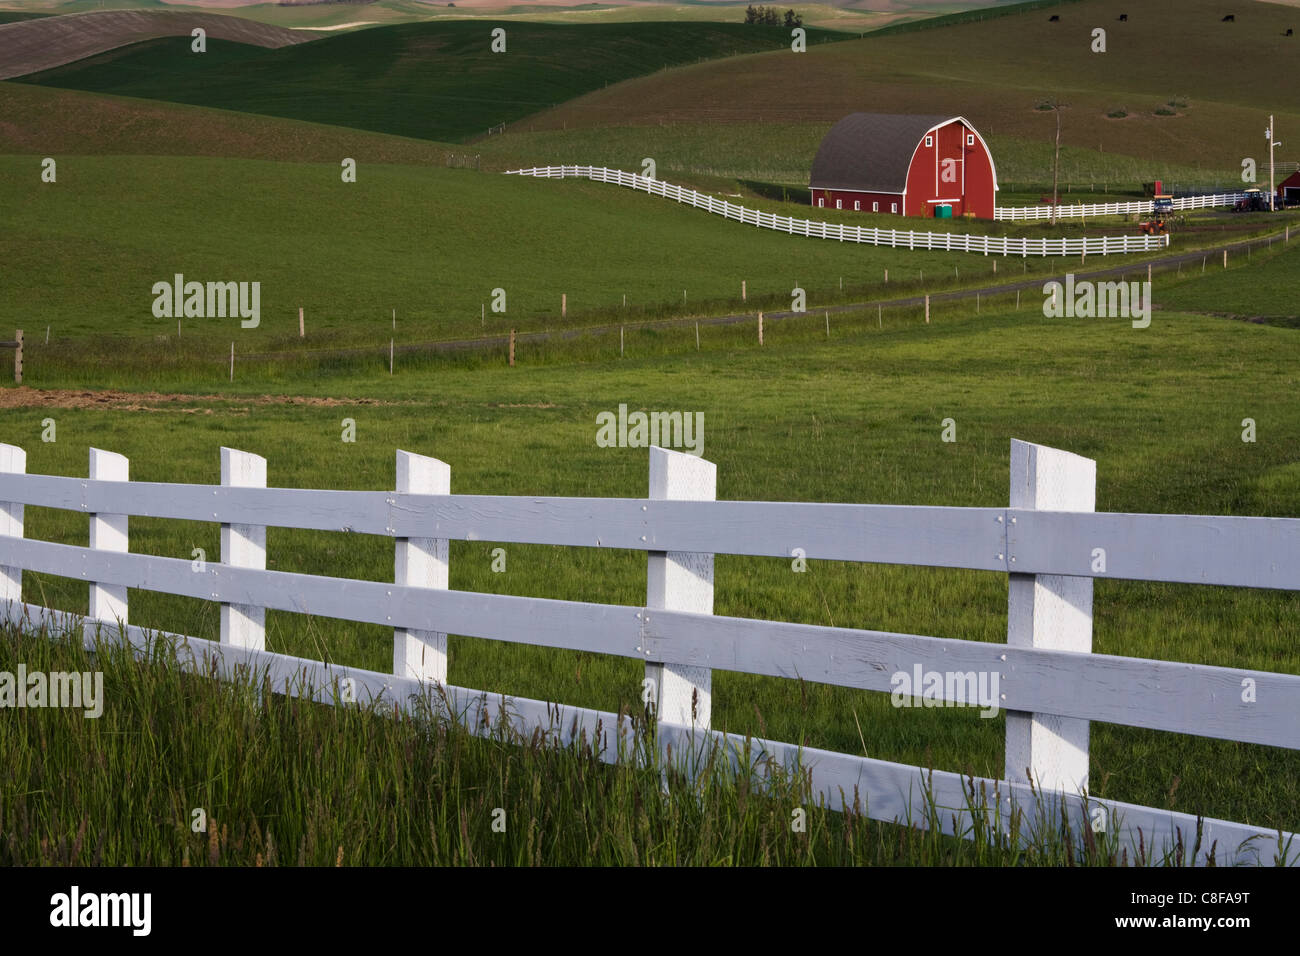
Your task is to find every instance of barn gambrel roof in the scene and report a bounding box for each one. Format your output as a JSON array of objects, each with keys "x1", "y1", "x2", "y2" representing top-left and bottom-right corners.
[{"x1": 810, "y1": 113, "x2": 999, "y2": 194}]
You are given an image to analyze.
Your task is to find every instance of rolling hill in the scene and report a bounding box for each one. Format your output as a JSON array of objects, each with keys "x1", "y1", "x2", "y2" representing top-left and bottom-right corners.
[
  {"x1": 0, "y1": 8, "x2": 310, "y2": 80},
  {"x1": 14, "y1": 19, "x2": 850, "y2": 141},
  {"x1": 502, "y1": 0, "x2": 1300, "y2": 172}
]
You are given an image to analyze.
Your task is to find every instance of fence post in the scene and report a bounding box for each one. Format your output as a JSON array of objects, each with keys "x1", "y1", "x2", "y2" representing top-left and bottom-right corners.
[
  {"x1": 13, "y1": 330, "x2": 21, "y2": 385},
  {"x1": 1005, "y1": 439, "x2": 1096, "y2": 797},
  {"x1": 220, "y1": 447, "x2": 266, "y2": 650},
  {"x1": 88, "y1": 448, "x2": 129, "y2": 643},
  {"x1": 0, "y1": 445, "x2": 25, "y2": 617},
  {"x1": 646, "y1": 446, "x2": 716, "y2": 750},
  {"x1": 394, "y1": 450, "x2": 450, "y2": 685}
]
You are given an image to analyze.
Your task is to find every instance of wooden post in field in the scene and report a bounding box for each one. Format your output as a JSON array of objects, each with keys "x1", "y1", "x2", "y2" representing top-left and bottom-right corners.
[
  {"x1": 299, "y1": 307, "x2": 304, "y2": 338},
  {"x1": 977, "y1": 292, "x2": 980, "y2": 313},
  {"x1": 481, "y1": 303, "x2": 485, "y2": 327},
  {"x1": 1017, "y1": 289, "x2": 1020, "y2": 310},
  {"x1": 742, "y1": 280, "x2": 746, "y2": 301},
  {"x1": 220, "y1": 447, "x2": 267, "y2": 651},
  {"x1": 993, "y1": 260, "x2": 997, "y2": 274},
  {"x1": 1147, "y1": 263, "x2": 1152, "y2": 284},
  {"x1": 695, "y1": 322, "x2": 699, "y2": 350},
  {"x1": 1005, "y1": 439, "x2": 1096, "y2": 797},
  {"x1": 758, "y1": 311, "x2": 764, "y2": 345},
  {"x1": 509, "y1": 329, "x2": 516, "y2": 367},
  {"x1": 646, "y1": 447, "x2": 716, "y2": 751},
  {"x1": 924, "y1": 296, "x2": 929, "y2": 324},
  {"x1": 1223, "y1": 249, "x2": 1228, "y2": 268},
  {"x1": 0, "y1": 444, "x2": 24, "y2": 616},
  {"x1": 562, "y1": 294, "x2": 567, "y2": 318},
  {"x1": 88, "y1": 448, "x2": 129, "y2": 643},
  {"x1": 825, "y1": 310, "x2": 830, "y2": 337},
  {"x1": 878, "y1": 305, "x2": 881, "y2": 328},
  {"x1": 884, "y1": 268, "x2": 888, "y2": 283},
  {"x1": 12, "y1": 331, "x2": 21, "y2": 385},
  {"x1": 1202, "y1": 256, "x2": 1206, "y2": 273},
  {"x1": 229, "y1": 342, "x2": 234, "y2": 382},
  {"x1": 390, "y1": 338, "x2": 394, "y2": 375},
  {"x1": 620, "y1": 327, "x2": 624, "y2": 357},
  {"x1": 394, "y1": 450, "x2": 450, "y2": 685}
]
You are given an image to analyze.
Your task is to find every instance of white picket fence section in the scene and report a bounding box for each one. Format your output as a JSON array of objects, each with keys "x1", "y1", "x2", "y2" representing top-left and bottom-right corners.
[
  {"x1": 995, "y1": 193, "x2": 1248, "y2": 221},
  {"x1": 1, "y1": 439, "x2": 1297, "y2": 865},
  {"x1": 506, "y1": 165, "x2": 1171, "y2": 257}
]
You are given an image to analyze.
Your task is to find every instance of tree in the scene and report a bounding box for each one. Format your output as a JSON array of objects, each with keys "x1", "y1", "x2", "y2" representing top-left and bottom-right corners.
[
  {"x1": 744, "y1": 4, "x2": 757, "y2": 23},
  {"x1": 783, "y1": 9, "x2": 802, "y2": 28}
]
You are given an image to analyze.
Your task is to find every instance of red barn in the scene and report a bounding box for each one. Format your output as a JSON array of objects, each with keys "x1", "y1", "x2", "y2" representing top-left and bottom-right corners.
[
  {"x1": 1278, "y1": 170, "x2": 1300, "y2": 207},
  {"x1": 809, "y1": 113, "x2": 998, "y2": 219}
]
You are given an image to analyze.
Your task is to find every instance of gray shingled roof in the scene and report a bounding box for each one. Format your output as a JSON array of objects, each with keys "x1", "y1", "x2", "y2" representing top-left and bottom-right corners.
[{"x1": 810, "y1": 113, "x2": 954, "y2": 193}]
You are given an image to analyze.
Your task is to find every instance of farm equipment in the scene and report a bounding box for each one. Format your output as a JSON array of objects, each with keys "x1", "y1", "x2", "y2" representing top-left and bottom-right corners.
[
  {"x1": 1233, "y1": 188, "x2": 1269, "y2": 212},
  {"x1": 1138, "y1": 218, "x2": 1168, "y2": 235}
]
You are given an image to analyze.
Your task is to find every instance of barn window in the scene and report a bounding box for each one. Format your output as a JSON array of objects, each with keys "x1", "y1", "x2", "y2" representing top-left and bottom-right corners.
[
  {"x1": 891, "y1": 202, "x2": 898, "y2": 213},
  {"x1": 818, "y1": 198, "x2": 825, "y2": 208},
  {"x1": 872, "y1": 201, "x2": 879, "y2": 212},
  {"x1": 836, "y1": 199, "x2": 842, "y2": 209},
  {"x1": 854, "y1": 201, "x2": 860, "y2": 211},
  {"x1": 967, "y1": 134, "x2": 975, "y2": 146},
  {"x1": 925, "y1": 135, "x2": 933, "y2": 147}
]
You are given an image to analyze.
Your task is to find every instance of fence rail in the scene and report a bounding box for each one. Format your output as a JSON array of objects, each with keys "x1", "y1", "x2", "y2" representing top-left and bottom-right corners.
[
  {"x1": 995, "y1": 193, "x2": 1248, "y2": 221},
  {"x1": 506, "y1": 166, "x2": 1171, "y2": 257},
  {"x1": 1, "y1": 440, "x2": 1296, "y2": 864}
]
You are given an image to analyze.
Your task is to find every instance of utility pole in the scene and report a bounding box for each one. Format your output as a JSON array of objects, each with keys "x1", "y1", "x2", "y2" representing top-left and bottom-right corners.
[{"x1": 1267, "y1": 115, "x2": 1281, "y2": 212}]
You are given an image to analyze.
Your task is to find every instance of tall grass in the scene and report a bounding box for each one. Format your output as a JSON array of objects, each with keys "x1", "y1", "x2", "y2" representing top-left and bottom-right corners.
[{"x1": 6, "y1": 619, "x2": 1269, "y2": 866}]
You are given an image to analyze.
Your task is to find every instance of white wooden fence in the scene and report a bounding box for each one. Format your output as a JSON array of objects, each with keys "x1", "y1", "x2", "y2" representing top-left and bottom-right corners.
[
  {"x1": 506, "y1": 166, "x2": 1171, "y2": 257},
  {"x1": 1, "y1": 440, "x2": 1297, "y2": 865},
  {"x1": 995, "y1": 193, "x2": 1248, "y2": 221}
]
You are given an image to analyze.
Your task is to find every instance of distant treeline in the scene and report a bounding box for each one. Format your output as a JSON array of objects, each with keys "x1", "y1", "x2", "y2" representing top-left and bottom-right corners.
[{"x1": 743, "y1": 6, "x2": 803, "y2": 28}]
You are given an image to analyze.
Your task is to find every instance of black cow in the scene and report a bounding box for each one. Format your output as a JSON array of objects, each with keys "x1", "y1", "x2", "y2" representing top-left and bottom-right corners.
[
  {"x1": 1286, "y1": 28, "x2": 1294, "y2": 36},
  {"x1": 1222, "y1": 14, "x2": 1235, "y2": 22},
  {"x1": 1049, "y1": 14, "x2": 1059, "y2": 21},
  {"x1": 1119, "y1": 13, "x2": 1128, "y2": 21}
]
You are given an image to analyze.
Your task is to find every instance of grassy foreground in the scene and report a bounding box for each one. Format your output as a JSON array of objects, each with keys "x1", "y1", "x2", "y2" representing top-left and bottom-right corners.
[
  {"x1": 8, "y1": 262, "x2": 1300, "y2": 839},
  {"x1": 3, "y1": 620, "x2": 1269, "y2": 866}
]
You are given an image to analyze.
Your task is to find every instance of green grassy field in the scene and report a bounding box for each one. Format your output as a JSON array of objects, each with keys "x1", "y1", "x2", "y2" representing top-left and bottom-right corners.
[
  {"x1": 15, "y1": 20, "x2": 849, "y2": 142},
  {"x1": 6, "y1": 152, "x2": 1185, "y2": 366},
  {"x1": 1155, "y1": 240, "x2": 1300, "y2": 322},
  {"x1": 7, "y1": 262, "x2": 1300, "y2": 841}
]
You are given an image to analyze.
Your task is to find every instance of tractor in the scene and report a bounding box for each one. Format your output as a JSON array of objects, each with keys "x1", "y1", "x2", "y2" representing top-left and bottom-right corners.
[{"x1": 1233, "y1": 188, "x2": 1270, "y2": 212}]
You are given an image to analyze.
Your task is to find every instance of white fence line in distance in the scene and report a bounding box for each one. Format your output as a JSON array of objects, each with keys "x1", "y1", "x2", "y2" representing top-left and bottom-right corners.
[{"x1": 506, "y1": 165, "x2": 1172, "y2": 258}]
